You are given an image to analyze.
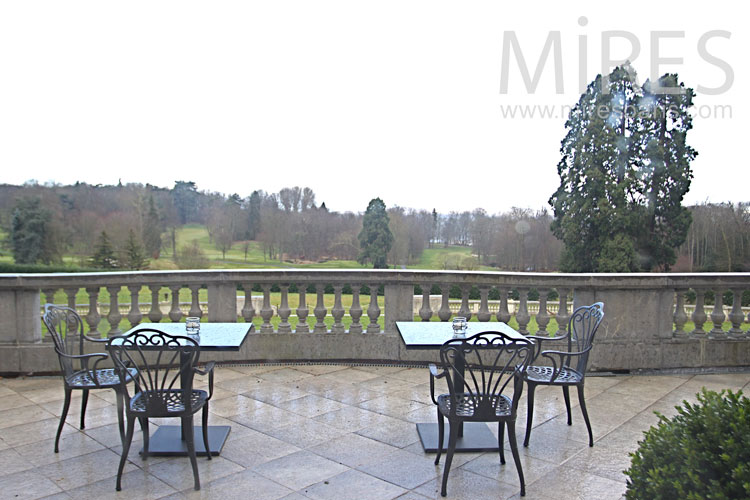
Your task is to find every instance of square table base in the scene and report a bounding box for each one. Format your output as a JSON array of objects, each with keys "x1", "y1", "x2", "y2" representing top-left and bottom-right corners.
[
  {"x1": 416, "y1": 422, "x2": 500, "y2": 453},
  {"x1": 141, "y1": 425, "x2": 231, "y2": 457}
]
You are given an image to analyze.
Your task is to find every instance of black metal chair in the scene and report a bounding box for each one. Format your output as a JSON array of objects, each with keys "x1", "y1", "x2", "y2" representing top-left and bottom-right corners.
[
  {"x1": 523, "y1": 302, "x2": 604, "y2": 447},
  {"x1": 430, "y1": 331, "x2": 534, "y2": 497},
  {"x1": 107, "y1": 328, "x2": 215, "y2": 491},
  {"x1": 42, "y1": 304, "x2": 135, "y2": 453}
]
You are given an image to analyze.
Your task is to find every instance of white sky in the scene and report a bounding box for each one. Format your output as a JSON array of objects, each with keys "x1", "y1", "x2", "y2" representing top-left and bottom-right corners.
[{"x1": 0, "y1": 1, "x2": 745, "y2": 214}]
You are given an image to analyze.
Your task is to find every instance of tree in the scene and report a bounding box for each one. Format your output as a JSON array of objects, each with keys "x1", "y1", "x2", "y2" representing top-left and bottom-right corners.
[
  {"x1": 631, "y1": 75, "x2": 697, "y2": 270},
  {"x1": 549, "y1": 64, "x2": 697, "y2": 272},
  {"x1": 172, "y1": 181, "x2": 199, "y2": 224},
  {"x1": 90, "y1": 231, "x2": 119, "y2": 268},
  {"x1": 176, "y1": 239, "x2": 209, "y2": 269},
  {"x1": 123, "y1": 229, "x2": 149, "y2": 269},
  {"x1": 142, "y1": 194, "x2": 162, "y2": 259},
  {"x1": 10, "y1": 197, "x2": 61, "y2": 264},
  {"x1": 358, "y1": 198, "x2": 394, "y2": 268},
  {"x1": 245, "y1": 191, "x2": 262, "y2": 240}
]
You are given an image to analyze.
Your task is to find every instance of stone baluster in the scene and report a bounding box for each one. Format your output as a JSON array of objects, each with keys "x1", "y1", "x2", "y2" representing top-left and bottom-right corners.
[
  {"x1": 188, "y1": 285, "x2": 202, "y2": 319},
  {"x1": 349, "y1": 285, "x2": 363, "y2": 333},
  {"x1": 42, "y1": 289, "x2": 57, "y2": 342},
  {"x1": 366, "y1": 284, "x2": 381, "y2": 333},
  {"x1": 556, "y1": 288, "x2": 571, "y2": 336},
  {"x1": 331, "y1": 285, "x2": 345, "y2": 333},
  {"x1": 673, "y1": 289, "x2": 689, "y2": 337},
  {"x1": 496, "y1": 287, "x2": 511, "y2": 324},
  {"x1": 691, "y1": 289, "x2": 707, "y2": 335},
  {"x1": 709, "y1": 289, "x2": 726, "y2": 338},
  {"x1": 241, "y1": 283, "x2": 255, "y2": 324},
  {"x1": 296, "y1": 285, "x2": 310, "y2": 333},
  {"x1": 477, "y1": 286, "x2": 491, "y2": 322},
  {"x1": 458, "y1": 285, "x2": 472, "y2": 320},
  {"x1": 419, "y1": 284, "x2": 433, "y2": 322},
  {"x1": 106, "y1": 286, "x2": 122, "y2": 336},
  {"x1": 42, "y1": 288, "x2": 56, "y2": 306},
  {"x1": 64, "y1": 288, "x2": 78, "y2": 310},
  {"x1": 85, "y1": 287, "x2": 101, "y2": 338},
  {"x1": 728, "y1": 289, "x2": 745, "y2": 338},
  {"x1": 438, "y1": 285, "x2": 452, "y2": 322},
  {"x1": 169, "y1": 285, "x2": 183, "y2": 322},
  {"x1": 536, "y1": 289, "x2": 550, "y2": 333},
  {"x1": 127, "y1": 285, "x2": 142, "y2": 328},
  {"x1": 148, "y1": 285, "x2": 163, "y2": 323},
  {"x1": 313, "y1": 285, "x2": 328, "y2": 333},
  {"x1": 260, "y1": 284, "x2": 274, "y2": 333},
  {"x1": 516, "y1": 288, "x2": 530, "y2": 334},
  {"x1": 278, "y1": 284, "x2": 292, "y2": 333}
]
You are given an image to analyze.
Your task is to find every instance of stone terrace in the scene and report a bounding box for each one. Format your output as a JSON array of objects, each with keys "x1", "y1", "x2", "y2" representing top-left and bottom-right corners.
[{"x1": 1, "y1": 364, "x2": 748, "y2": 500}]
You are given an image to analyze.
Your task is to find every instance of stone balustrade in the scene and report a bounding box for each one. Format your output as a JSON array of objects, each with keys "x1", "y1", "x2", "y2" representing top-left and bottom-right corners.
[{"x1": 1, "y1": 270, "x2": 749, "y2": 374}]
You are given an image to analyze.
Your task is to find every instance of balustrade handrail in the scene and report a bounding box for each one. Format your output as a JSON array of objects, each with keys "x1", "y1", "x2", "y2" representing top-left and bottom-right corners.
[{"x1": 3, "y1": 269, "x2": 750, "y2": 289}]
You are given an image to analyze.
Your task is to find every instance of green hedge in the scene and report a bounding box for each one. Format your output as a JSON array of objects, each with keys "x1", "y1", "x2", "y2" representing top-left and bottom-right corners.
[{"x1": 0, "y1": 262, "x2": 101, "y2": 273}]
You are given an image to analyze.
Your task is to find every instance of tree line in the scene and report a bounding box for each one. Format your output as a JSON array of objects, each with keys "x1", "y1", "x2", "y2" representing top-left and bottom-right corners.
[{"x1": 1, "y1": 180, "x2": 747, "y2": 272}]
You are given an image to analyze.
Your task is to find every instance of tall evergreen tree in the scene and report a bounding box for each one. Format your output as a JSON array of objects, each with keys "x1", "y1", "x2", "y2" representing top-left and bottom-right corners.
[
  {"x1": 631, "y1": 75, "x2": 697, "y2": 270},
  {"x1": 90, "y1": 231, "x2": 119, "y2": 269},
  {"x1": 123, "y1": 229, "x2": 149, "y2": 270},
  {"x1": 172, "y1": 181, "x2": 199, "y2": 224},
  {"x1": 142, "y1": 194, "x2": 162, "y2": 259},
  {"x1": 10, "y1": 197, "x2": 60, "y2": 264},
  {"x1": 550, "y1": 64, "x2": 696, "y2": 272},
  {"x1": 358, "y1": 198, "x2": 394, "y2": 269}
]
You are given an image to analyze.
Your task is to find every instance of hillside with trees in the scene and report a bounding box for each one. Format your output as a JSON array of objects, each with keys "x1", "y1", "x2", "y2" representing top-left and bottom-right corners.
[{"x1": 0, "y1": 179, "x2": 747, "y2": 272}]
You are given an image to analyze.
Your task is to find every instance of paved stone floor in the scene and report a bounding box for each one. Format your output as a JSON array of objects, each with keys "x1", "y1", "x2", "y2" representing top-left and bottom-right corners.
[{"x1": 1, "y1": 365, "x2": 748, "y2": 500}]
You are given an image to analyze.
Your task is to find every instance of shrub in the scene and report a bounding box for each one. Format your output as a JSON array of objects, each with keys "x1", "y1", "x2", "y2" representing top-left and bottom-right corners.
[
  {"x1": 625, "y1": 389, "x2": 750, "y2": 500},
  {"x1": 176, "y1": 240, "x2": 209, "y2": 269}
]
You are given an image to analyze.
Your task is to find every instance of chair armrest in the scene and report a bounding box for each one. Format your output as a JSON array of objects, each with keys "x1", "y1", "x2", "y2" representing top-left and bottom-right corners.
[
  {"x1": 194, "y1": 361, "x2": 216, "y2": 399},
  {"x1": 539, "y1": 346, "x2": 592, "y2": 382},
  {"x1": 428, "y1": 363, "x2": 446, "y2": 406},
  {"x1": 83, "y1": 336, "x2": 110, "y2": 344},
  {"x1": 56, "y1": 350, "x2": 110, "y2": 386},
  {"x1": 526, "y1": 334, "x2": 568, "y2": 360}
]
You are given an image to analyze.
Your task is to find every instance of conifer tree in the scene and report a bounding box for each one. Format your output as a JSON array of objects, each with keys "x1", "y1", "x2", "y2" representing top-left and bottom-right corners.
[
  {"x1": 550, "y1": 64, "x2": 697, "y2": 271},
  {"x1": 90, "y1": 231, "x2": 119, "y2": 269},
  {"x1": 124, "y1": 229, "x2": 149, "y2": 270},
  {"x1": 358, "y1": 198, "x2": 394, "y2": 269}
]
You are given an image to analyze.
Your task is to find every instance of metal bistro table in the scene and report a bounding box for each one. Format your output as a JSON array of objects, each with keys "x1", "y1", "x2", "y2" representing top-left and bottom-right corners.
[
  {"x1": 118, "y1": 322, "x2": 252, "y2": 457},
  {"x1": 397, "y1": 321, "x2": 529, "y2": 453}
]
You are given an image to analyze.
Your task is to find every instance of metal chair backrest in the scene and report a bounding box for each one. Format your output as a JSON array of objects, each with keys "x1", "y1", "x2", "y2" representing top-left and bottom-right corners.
[
  {"x1": 439, "y1": 331, "x2": 533, "y2": 419},
  {"x1": 567, "y1": 302, "x2": 604, "y2": 374},
  {"x1": 108, "y1": 328, "x2": 200, "y2": 415},
  {"x1": 42, "y1": 304, "x2": 87, "y2": 377}
]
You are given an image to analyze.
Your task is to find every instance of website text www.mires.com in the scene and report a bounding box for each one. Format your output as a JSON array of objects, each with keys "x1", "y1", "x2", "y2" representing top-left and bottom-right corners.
[{"x1": 498, "y1": 103, "x2": 732, "y2": 120}]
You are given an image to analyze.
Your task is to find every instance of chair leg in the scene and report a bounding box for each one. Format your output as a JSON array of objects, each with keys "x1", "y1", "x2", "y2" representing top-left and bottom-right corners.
[
  {"x1": 183, "y1": 415, "x2": 200, "y2": 490},
  {"x1": 139, "y1": 417, "x2": 150, "y2": 459},
  {"x1": 434, "y1": 408, "x2": 444, "y2": 465},
  {"x1": 80, "y1": 389, "x2": 89, "y2": 429},
  {"x1": 116, "y1": 416, "x2": 136, "y2": 491},
  {"x1": 55, "y1": 386, "x2": 72, "y2": 453},
  {"x1": 562, "y1": 386, "x2": 572, "y2": 425},
  {"x1": 507, "y1": 420, "x2": 525, "y2": 497},
  {"x1": 440, "y1": 421, "x2": 459, "y2": 497},
  {"x1": 498, "y1": 421, "x2": 505, "y2": 464},
  {"x1": 578, "y1": 384, "x2": 594, "y2": 446},
  {"x1": 202, "y1": 405, "x2": 211, "y2": 460},
  {"x1": 115, "y1": 391, "x2": 125, "y2": 448},
  {"x1": 523, "y1": 383, "x2": 536, "y2": 447}
]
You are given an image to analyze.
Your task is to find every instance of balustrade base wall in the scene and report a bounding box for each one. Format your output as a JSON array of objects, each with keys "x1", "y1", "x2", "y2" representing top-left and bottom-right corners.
[{"x1": 3, "y1": 332, "x2": 750, "y2": 375}]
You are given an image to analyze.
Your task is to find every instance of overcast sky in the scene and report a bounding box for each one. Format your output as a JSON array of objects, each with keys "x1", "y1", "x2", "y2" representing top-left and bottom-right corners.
[{"x1": 0, "y1": 1, "x2": 745, "y2": 214}]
